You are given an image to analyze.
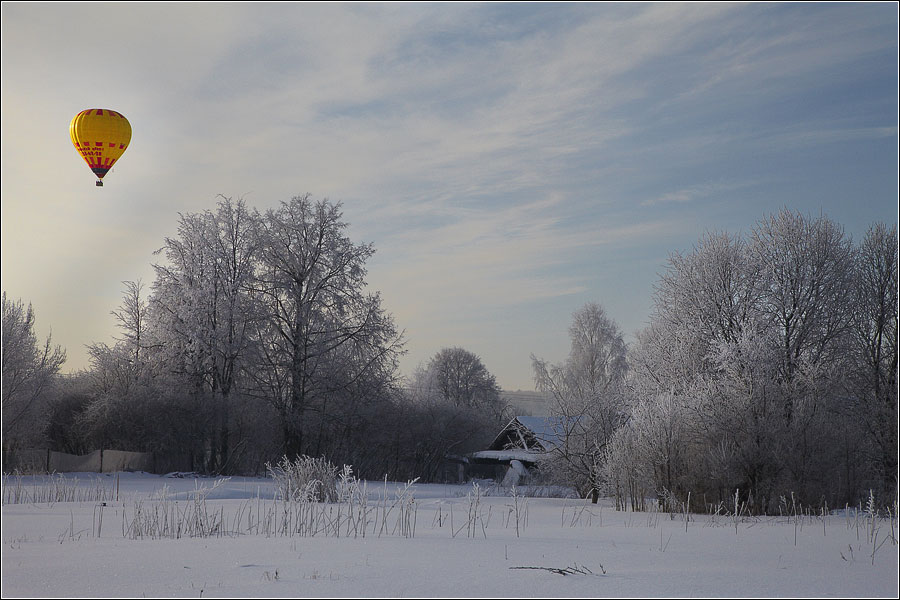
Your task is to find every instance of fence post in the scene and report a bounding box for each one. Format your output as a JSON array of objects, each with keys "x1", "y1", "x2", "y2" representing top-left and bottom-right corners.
[{"x1": 99, "y1": 449, "x2": 104, "y2": 473}]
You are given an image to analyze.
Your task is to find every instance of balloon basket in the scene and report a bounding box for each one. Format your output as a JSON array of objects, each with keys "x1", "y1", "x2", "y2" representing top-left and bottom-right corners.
[{"x1": 96, "y1": 180, "x2": 103, "y2": 187}]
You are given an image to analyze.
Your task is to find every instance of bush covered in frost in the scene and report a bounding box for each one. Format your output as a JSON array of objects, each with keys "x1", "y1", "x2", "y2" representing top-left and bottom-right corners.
[{"x1": 266, "y1": 455, "x2": 340, "y2": 502}]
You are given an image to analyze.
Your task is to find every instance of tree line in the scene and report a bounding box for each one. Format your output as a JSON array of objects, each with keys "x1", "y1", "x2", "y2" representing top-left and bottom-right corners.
[
  {"x1": 2, "y1": 199, "x2": 897, "y2": 512},
  {"x1": 2, "y1": 195, "x2": 507, "y2": 480},
  {"x1": 532, "y1": 210, "x2": 897, "y2": 511}
]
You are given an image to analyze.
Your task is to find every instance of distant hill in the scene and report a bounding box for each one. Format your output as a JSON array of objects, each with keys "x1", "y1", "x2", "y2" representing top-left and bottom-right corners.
[{"x1": 501, "y1": 390, "x2": 552, "y2": 416}]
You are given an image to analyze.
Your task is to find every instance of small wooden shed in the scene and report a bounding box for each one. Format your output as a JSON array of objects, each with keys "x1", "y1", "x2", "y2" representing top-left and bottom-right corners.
[{"x1": 466, "y1": 416, "x2": 573, "y2": 484}]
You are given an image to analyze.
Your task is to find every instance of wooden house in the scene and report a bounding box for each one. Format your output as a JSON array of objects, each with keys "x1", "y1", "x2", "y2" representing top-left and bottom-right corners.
[{"x1": 466, "y1": 416, "x2": 574, "y2": 485}]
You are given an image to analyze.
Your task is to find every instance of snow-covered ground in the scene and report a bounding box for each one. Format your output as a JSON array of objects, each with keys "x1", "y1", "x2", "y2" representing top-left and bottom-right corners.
[{"x1": 2, "y1": 472, "x2": 897, "y2": 598}]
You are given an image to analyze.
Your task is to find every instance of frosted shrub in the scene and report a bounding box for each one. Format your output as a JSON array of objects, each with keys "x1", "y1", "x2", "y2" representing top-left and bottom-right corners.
[{"x1": 266, "y1": 455, "x2": 340, "y2": 503}]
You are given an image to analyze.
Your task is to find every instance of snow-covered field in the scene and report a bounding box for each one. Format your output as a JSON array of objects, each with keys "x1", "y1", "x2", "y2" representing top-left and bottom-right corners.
[{"x1": 2, "y1": 472, "x2": 897, "y2": 598}]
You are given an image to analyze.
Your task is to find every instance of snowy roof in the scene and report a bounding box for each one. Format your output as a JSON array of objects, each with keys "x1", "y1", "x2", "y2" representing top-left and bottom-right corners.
[{"x1": 468, "y1": 449, "x2": 544, "y2": 464}]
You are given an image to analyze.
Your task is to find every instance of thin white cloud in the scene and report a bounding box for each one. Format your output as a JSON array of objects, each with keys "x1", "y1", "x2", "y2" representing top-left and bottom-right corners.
[
  {"x1": 368, "y1": 192, "x2": 682, "y2": 322},
  {"x1": 764, "y1": 126, "x2": 899, "y2": 149},
  {"x1": 644, "y1": 181, "x2": 759, "y2": 207}
]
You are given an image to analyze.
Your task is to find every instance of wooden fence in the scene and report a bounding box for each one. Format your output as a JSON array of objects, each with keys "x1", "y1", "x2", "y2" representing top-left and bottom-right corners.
[{"x1": 3, "y1": 448, "x2": 156, "y2": 474}]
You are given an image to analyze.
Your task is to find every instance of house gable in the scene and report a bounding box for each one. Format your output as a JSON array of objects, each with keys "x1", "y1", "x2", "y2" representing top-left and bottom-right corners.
[
  {"x1": 487, "y1": 416, "x2": 574, "y2": 452},
  {"x1": 467, "y1": 415, "x2": 578, "y2": 467}
]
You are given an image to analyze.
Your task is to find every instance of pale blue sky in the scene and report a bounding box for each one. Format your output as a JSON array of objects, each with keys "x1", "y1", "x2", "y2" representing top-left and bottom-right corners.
[{"x1": 2, "y1": 2, "x2": 897, "y2": 390}]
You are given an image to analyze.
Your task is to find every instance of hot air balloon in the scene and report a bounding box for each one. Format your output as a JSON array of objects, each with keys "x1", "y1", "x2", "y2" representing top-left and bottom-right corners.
[{"x1": 69, "y1": 109, "x2": 132, "y2": 186}]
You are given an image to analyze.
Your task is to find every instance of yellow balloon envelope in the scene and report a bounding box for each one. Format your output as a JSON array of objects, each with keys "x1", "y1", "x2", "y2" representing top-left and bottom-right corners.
[{"x1": 70, "y1": 109, "x2": 132, "y2": 186}]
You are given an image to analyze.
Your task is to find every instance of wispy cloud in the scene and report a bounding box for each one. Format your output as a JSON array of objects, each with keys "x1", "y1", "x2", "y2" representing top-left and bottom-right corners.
[
  {"x1": 644, "y1": 181, "x2": 759, "y2": 207},
  {"x1": 2, "y1": 2, "x2": 896, "y2": 388}
]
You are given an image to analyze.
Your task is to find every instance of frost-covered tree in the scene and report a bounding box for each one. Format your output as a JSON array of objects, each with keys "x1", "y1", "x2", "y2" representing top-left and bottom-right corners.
[
  {"x1": 702, "y1": 326, "x2": 790, "y2": 511},
  {"x1": 626, "y1": 391, "x2": 692, "y2": 509},
  {"x1": 848, "y1": 222, "x2": 898, "y2": 499},
  {"x1": 252, "y1": 195, "x2": 404, "y2": 459},
  {"x1": 110, "y1": 280, "x2": 152, "y2": 367},
  {"x1": 397, "y1": 348, "x2": 508, "y2": 481},
  {"x1": 79, "y1": 282, "x2": 177, "y2": 455},
  {"x1": 1, "y1": 293, "x2": 66, "y2": 459},
  {"x1": 79, "y1": 280, "x2": 157, "y2": 433},
  {"x1": 650, "y1": 231, "x2": 762, "y2": 381},
  {"x1": 532, "y1": 302, "x2": 628, "y2": 502},
  {"x1": 398, "y1": 365, "x2": 489, "y2": 481},
  {"x1": 625, "y1": 210, "x2": 888, "y2": 511},
  {"x1": 63, "y1": 194, "x2": 404, "y2": 475},
  {"x1": 426, "y1": 347, "x2": 505, "y2": 419},
  {"x1": 150, "y1": 197, "x2": 261, "y2": 472},
  {"x1": 750, "y1": 209, "x2": 856, "y2": 391},
  {"x1": 749, "y1": 210, "x2": 856, "y2": 499}
]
